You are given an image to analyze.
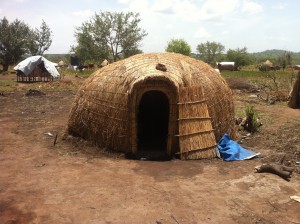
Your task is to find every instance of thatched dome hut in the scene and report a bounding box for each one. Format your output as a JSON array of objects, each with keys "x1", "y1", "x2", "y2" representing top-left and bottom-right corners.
[
  {"x1": 68, "y1": 53, "x2": 235, "y2": 160},
  {"x1": 263, "y1": 60, "x2": 273, "y2": 66}
]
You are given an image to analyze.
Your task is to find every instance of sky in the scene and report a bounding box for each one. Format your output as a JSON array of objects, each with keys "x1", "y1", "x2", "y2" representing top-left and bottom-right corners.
[{"x1": 1, "y1": 0, "x2": 299, "y2": 54}]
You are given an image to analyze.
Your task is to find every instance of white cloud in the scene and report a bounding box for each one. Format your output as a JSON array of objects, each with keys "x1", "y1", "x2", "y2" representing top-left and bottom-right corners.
[
  {"x1": 165, "y1": 24, "x2": 173, "y2": 30},
  {"x1": 272, "y1": 2, "x2": 286, "y2": 10},
  {"x1": 118, "y1": 0, "x2": 131, "y2": 4},
  {"x1": 72, "y1": 10, "x2": 94, "y2": 18},
  {"x1": 222, "y1": 30, "x2": 229, "y2": 35},
  {"x1": 194, "y1": 27, "x2": 211, "y2": 39},
  {"x1": 119, "y1": 0, "x2": 240, "y2": 22},
  {"x1": 118, "y1": 0, "x2": 151, "y2": 15},
  {"x1": 152, "y1": 0, "x2": 174, "y2": 14},
  {"x1": 160, "y1": 0, "x2": 239, "y2": 22},
  {"x1": 171, "y1": 0, "x2": 199, "y2": 21},
  {"x1": 199, "y1": 0, "x2": 239, "y2": 19},
  {"x1": 266, "y1": 36, "x2": 288, "y2": 42},
  {"x1": 242, "y1": 0, "x2": 263, "y2": 14}
]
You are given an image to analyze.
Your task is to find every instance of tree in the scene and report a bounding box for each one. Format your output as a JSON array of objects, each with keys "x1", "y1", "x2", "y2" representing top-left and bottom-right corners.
[
  {"x1": 0, "y1": 17, "x2": 31, "y2": 71},
  {"x1": 71, "y1": 22, "x2": 103, "y2": 64},
  {"x1": 226, "y1": 47, "x2": 253, "y2": 67},
  {"x1": 196, "y1": 41, "x2": 225, "y2": 66},
  {"x1": 165, "y1": 38, "x2": 191, "y2": 56},
  {"x1": 73, "y1": 11, "x2": 147, "y2": 63},
  {"x1": 276, "y1": 55, "x2": 286, "y2": 70},
  {"x1": 28, "y1": 20, "x2": 52, "y2": 55},
  {"x1": 286, "y1": 51, "x2": 293, "y2": 66},
  {"x1": 277, "y1": 51, "x2": 293, "y2": 71}
]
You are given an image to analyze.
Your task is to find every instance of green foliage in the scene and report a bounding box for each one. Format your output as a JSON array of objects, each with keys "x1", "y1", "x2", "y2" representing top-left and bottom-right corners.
[
  {"x1": 44, "y1": 54, "x2": 69, "y2": 64},
  {"x1": 226, "y1": 47, "x2": 253, "y2": 67},
  {"x1": 72, "y1": 23, "x2": 99, "y2": 64},
  {"x1": 65, "y1": 68, "x2": 94, "y2": 77},
  {"x1": 224, "y1": 69, "x2": 290, "y2": 92},
  {"x1": 165, "y1": 38, "x2": 191, "y2": 56},
  {"x1": 27, "y1": 20, "x2": 52, "y2": 56},
  {"x1": 73, "y1": 11, "x2": 147, "y2": 63},
  {"x1": 0, "y1": 79, "x2": 18, "y2": 92},
  {"x1": 0, "y1": 17, "x2": 31, "y2": 71},
  {"x1": 276, "y1": 52, "x2": 293, "y2": 70},
  {"x1": 244, "y1": 105, "x2": 261, "y2": 132},
  {"x1": 196, "y1": 41, "x2": 225, "y2": 66},
  {"x1": 0, "y1": 17, "x2": 53, "y2": 71}
]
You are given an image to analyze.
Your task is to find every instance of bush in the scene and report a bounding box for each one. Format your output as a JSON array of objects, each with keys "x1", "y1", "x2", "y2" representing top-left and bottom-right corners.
[{"x1": 244, "y1": 105, "x2": 261, "y2": 132}]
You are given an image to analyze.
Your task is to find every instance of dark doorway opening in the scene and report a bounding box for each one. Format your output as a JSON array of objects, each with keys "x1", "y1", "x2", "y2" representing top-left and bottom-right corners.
[{"x1": 136, "y1": 90, "x2": 170, "y2": 160}]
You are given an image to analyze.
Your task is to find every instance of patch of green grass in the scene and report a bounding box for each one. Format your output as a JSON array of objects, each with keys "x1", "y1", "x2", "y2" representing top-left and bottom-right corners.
[
  {"x1": 222, "y1": 70, "x2": 293, "y2": 79},
  {"x1": 222, "y1": 70, "x2": 296, "y2": 91},
  {"x1": 235, "y1": 107, "x2": 245, "y2": 118},
  {"x1": 63, "y1": 69, "x2": 95, "y2": 78},
  {"x1": 0, "y1": 79, "x2": 18, "y2": 92},
  {"x1": 222, "y1": 70, "x2": 260, "y2": 78},
  {"x1": 41, "y1": 85, "x2": 80, "y2": 91},
  {"x1": 26, "y1": 79, "x2": 82, "y2": 92}
]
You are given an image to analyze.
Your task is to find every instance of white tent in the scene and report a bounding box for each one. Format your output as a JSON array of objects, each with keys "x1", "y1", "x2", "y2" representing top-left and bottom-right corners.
[
  {"x1": 216, "y1": 62, "x2": 236, "y2": 72},
  {"x1": 216, "y1": 62, "x2": 235, "y2": 66},
  {"x1": 14, "y1": 55, "x2": 60, "y2": 78}
]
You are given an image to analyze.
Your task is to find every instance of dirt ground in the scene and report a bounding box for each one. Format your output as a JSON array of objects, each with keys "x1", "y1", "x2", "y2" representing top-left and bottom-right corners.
[{"x1": 1, "y1": 74, "x2": 300, "y2": 224}]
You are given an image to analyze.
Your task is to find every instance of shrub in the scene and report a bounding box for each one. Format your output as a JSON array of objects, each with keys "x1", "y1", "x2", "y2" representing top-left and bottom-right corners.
[{"x1": 244, "y1": 105, "x2": 261, "y2": 132}]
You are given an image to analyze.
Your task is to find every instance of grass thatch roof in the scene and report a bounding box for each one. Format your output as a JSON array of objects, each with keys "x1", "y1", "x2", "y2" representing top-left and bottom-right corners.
[
  {"x1": 263, "y1": 60, "x2": 273, "y2": 66},
  {"x1": 288, "y1": 72, "x2": 300, "y2": 109},
  {"x1": 68, "y1": 52, "x2": 235, "y2": 159}
]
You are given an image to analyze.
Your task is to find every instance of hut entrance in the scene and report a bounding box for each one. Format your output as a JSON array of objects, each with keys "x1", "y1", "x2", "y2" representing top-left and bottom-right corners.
[{"x1": 137, "y1": 90, "x2": 170, "y2": 159}]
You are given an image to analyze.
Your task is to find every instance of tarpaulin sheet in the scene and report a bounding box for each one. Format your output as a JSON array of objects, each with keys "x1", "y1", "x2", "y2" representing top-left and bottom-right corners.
[
  {"x1": 217, "y1": 134, "x2": 261, "y2": 161},
  {"x1": 14, "y1": 55, "x2": 59, "y2": 78}
]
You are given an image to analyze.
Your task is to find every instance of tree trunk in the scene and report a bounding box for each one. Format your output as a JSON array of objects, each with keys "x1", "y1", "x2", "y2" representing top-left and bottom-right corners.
[
  {"x1": 255, "y1": 163, "x2": 294, "y2": 181},
  {"x1": 288, "y1": 72, "x2": 300, "y2": 109},
  {"x1": 2, "y1": 64, "x2": 9, "y2": 72}
]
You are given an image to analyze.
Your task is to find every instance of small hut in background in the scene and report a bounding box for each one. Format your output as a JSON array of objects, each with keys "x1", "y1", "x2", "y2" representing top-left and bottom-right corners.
[
  {"x1": 14, "y1": 56, "x2": 60, "y2": 82},
  {"x1": 258, "y1": 60, "x2": 275, "y2": 72},
  {"x1": 263, "y1": 60, "x2": 273, "y2": 67},
  {"x1": 100, "y1": 59, "x2": 109, "y2": 68},
  {"x1": 58, "y1": 60, "x2": 66, "y2": 67},
  {"x1": 68, "y1": 53, "x2": 236, "y2": 160}
]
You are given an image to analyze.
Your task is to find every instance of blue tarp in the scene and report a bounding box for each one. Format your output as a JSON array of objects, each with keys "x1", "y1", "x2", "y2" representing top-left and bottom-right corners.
[{"x1": 217, "y1": 134, "x2": 261, "y2": 161}]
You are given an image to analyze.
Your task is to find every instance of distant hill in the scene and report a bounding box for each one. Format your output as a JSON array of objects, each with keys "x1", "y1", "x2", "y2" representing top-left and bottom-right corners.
[
  {"x1": 252, "y1": 49, "x2": 289, "y2": 57},
  {"x1": 251, "y1": 49, "x2": 300, "y2": 64}
]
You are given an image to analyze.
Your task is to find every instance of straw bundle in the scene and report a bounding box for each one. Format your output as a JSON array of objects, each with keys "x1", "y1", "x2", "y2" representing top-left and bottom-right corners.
[
  {"x1": 288, "y1": 72, "x2": 300, "y2": 109},
  {"x1": 68, "y1": 52, "x2": 235, "y2": 159},
  {"x1": 177, "y1": 86, "x2": 216, "y2": 159}
]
